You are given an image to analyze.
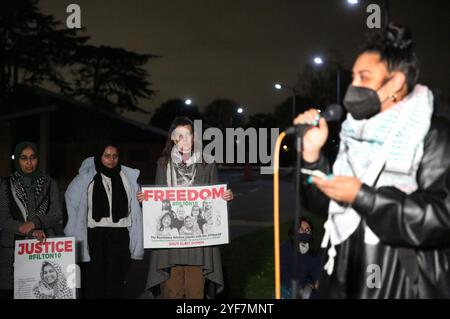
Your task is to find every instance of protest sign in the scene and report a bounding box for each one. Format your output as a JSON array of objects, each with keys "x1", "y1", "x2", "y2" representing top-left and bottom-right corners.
[
  {"x1": 142, "y1": 184, "x2": 229, "y2": 249},
  {"x1": 14, "y1": 237, "x2": 77, "y2": 299}
]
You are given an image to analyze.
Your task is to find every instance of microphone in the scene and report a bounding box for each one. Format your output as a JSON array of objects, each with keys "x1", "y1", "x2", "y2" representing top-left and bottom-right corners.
[{"x1": 285, "y1": 104, "x2": 343, "y2": 135}]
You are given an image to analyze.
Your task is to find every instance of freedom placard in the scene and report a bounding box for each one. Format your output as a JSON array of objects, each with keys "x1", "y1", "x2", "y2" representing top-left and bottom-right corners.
[
  {"x1": 14, "y1": 237, "x2": 77, "y2": 299},
  {"x1": 142, "y1": 184, "x2": 229, "y2": 249}
]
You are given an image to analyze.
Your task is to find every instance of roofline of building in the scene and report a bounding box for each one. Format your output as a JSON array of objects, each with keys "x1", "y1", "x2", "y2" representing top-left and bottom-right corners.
[{"x1": 1, "y1": 84, "x2": 168, "y2": 137}]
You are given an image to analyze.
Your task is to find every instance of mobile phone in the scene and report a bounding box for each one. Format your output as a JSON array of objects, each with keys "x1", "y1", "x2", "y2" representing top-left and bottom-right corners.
[{"x1": 301, "y1": 168, "x2": 329, "y2": 180}]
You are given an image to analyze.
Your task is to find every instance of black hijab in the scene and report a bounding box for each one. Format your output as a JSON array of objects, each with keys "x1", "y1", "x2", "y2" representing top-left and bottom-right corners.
[{"x1": 92, "y1": 142, "x2": 128, "y2": 223}]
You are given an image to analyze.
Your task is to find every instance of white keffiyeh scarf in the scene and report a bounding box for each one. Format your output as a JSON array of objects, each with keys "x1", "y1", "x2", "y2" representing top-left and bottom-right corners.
[
  {"x1": 166, "y1": 147, "x2": 202, "y2": 187},
  {"x1": 321, "y1": 84, "x2": 434, "y2": 275}
]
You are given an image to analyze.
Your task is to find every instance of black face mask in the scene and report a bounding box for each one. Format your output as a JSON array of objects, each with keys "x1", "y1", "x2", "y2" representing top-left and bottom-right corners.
[
  {"x1": 343, "y1": 85, "x2": 382, "y2": 120},
  {"x1": 298, "y1": 233, "x2": 312, "y2": 243}
]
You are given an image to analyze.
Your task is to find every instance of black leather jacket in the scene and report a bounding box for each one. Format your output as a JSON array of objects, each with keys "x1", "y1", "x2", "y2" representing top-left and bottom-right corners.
[{"x1": 302, "y1": 113, "x2": 450, "y2": 298}]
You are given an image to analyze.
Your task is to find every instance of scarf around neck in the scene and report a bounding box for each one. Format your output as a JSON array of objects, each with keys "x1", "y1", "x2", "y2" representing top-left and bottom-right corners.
[
  {"x1": 10, "y1": 171, "x2": 50, "y2": 221},
  {"x1": 33, "y1": 261, "x2": 73, "y2": 299},
  {"x1": 321, "y1": 84, "x2": 434, "y2": 274},
  {"x1": 167, "y1": 146, "x2": 200, "y2": 186},
  {"x1": 92, "y1": 157, "x2": 128, "y2": 223}
]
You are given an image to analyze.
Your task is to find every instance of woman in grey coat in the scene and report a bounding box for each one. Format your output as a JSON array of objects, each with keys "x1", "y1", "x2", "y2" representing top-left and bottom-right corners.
[
  {"x1": 138, "y1": 117, "x2": 233, "y2": 299},
  {"x1": 0, "y1": 142, "x2": 62, "y2": 299}
]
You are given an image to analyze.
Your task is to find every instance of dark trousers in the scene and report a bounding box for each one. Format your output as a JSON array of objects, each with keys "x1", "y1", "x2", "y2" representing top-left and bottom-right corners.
[{"x1": 83, "y1": 227, "x2": 130, "y2": 299}]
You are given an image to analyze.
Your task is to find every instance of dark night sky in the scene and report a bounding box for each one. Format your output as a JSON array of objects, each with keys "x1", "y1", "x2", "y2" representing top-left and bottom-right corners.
[{"x1": 39, "y1": 0, "x2": 450, "y2": 123}]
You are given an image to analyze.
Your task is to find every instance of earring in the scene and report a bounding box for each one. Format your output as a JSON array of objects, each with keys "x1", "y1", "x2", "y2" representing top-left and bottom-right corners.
[{"x1": 391, "y1": 94, "x2": 398, "y2": 102}]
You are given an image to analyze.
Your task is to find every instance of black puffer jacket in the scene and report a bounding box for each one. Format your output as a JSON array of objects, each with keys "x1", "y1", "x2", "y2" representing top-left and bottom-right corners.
[{"x1": 302, "y1": 111, "x2": 450, "y2": 298}]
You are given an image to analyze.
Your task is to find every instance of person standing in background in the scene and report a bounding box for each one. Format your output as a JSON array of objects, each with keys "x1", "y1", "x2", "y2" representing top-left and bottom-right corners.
[
  {"x1": 138, "y1": 117, "x2": 233, "y2": 299},
  {"x1": 0, "y1": 142, "x2": 61, "y2": 299},
  {"x1": 64, "y1": 142, "x2": 144, "y2": 299}
]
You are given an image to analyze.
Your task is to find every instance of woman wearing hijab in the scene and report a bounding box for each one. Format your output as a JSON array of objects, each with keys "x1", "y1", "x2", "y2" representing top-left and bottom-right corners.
[
  {"x1": 33, "y1": 261, "x2": 73, "y2": 299},
  {"x1": 138, "y1": 117, "x2": 234, "y2": 299},
  {"x1": 0, "y1": 142, "x2": 62, "y2": 299},
  {"x1": 64, "y1": 142, "x2": 144, "y2": 299}
]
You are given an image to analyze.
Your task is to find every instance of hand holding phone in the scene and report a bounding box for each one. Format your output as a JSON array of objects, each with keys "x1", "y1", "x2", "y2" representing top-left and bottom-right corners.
[{"x1": 301, "y1": 169, "x2": 333, "y2": 182}]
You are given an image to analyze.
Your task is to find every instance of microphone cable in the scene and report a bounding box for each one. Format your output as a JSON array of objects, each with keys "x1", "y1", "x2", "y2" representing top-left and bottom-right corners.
[{"x1": 273, "y1": 131, "x2": 287, "y2": 299}]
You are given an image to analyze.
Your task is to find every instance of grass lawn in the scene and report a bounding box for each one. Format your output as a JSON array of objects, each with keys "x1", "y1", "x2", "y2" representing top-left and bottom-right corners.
[
  {"x1": 220, "y1": 214, "x2": 325, "y2": 299},
  {"x1": 220, "y1": 222, "x2": 288, "y2": 299}
]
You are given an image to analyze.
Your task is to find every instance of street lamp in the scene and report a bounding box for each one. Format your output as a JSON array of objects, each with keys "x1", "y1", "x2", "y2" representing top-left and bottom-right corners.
[
  {"x1": 384, "y1": 0, "x2": 390, "y2": 29},
  {"x1": 274, "y1": 82, "x2": 297, "y2": 119},
  {"x1": 232, "y1": 106, "x2": 245, "y2": 127},
  {"x1": 313, "y1": 57, "x2": 324, "y2": 65},
  {"x1": 185, "y1": 98, "x2": 192, "y2": 106},
  {"x1": 313, "y1": 56, "x2": 341, "y2": 105}
]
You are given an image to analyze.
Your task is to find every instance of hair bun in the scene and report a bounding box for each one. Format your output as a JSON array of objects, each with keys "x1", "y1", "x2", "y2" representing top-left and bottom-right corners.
[{"x1": 385, "y1": 23, "x2": 413, "y2": 50}]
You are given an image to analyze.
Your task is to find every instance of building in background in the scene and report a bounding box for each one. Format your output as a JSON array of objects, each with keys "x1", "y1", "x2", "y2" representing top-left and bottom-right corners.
[{"x1": 0, "y1": 85, "x2": 166, "y2": 185}]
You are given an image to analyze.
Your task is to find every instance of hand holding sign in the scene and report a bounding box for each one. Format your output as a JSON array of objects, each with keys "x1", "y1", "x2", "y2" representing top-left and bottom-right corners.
[
  {"x1": 137, "y1": 191, "x2": 145, "y2": 203},
  {"x1": 222, "y1": 189, "x2": 234, "y2": 201},
  {"x1": 31, "y1": 230, "x2": 46, "y2": 243}
]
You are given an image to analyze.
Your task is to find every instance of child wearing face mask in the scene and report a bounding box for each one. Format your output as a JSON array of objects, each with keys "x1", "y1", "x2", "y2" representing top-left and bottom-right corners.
[{"x1": 279, "y1": 216, "x2": 322, "y2": 299}]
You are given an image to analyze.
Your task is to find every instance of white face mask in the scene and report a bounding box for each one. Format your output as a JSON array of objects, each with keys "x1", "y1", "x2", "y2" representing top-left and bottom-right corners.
[{"x1": 299, "y1": 242, "x2": 310, "y2": 254}]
